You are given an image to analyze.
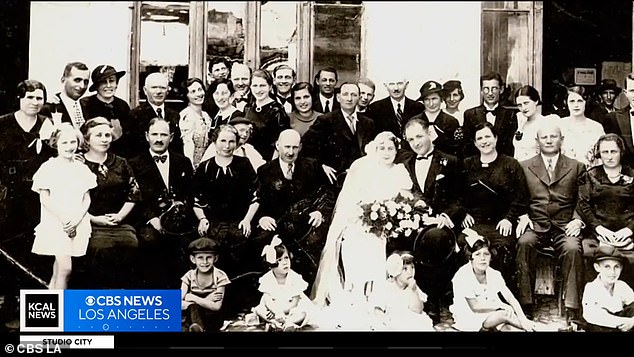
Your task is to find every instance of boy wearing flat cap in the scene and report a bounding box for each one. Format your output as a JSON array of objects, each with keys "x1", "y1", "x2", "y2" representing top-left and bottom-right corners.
[
  {"x1": 181, "y1": 237, "x2": 231, "y2": 332},
  {"x1": 582, "y1": 245, "x2": 634, "y2": 331}
]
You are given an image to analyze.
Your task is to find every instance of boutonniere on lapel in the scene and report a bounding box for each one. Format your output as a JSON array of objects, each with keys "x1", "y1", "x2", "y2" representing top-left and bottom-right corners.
[
  {"x1": 273, "y1": 179, "x2": 284, "y2": 190},
  {"x1": 453, "y1": 127, "x2": 464, "y2": 141},
  {"x1": 439, "y1": 157, "x2": 448, "y2": 167},
  {"x1": 435, "y1": 173, "x2": 445, "y2": 181},
  {"x1": 622, "y1": 175, "x2": 634, "y2": 185}
]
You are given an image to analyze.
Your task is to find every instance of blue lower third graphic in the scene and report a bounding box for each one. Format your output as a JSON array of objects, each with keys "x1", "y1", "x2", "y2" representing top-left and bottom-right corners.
[{"x1": 64, "y1": 290, "x2": 181, "y2": 332}]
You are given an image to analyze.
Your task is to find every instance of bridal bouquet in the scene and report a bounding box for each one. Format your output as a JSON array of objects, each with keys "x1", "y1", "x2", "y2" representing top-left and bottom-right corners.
[{"x1": 359, "y1": 193, "x2": 432, "y2": 239}]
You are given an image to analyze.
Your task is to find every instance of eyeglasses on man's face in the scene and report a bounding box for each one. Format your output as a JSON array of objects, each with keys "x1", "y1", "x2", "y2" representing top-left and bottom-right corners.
[{"x1": 482, "y1": 86, "x2": 500, "y2": 94}]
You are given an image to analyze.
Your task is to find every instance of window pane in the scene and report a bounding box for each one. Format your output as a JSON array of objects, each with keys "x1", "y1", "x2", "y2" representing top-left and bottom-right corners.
[
  {"x1": 260, "y1": 1, "x2": 297, "y2": 73},
  {"x1": 139, "y1": 1, "x2": 190, "y2": 111},
  {"x1": 206, "y1": 1, "x2": 245, "y2": 82},
  {"x1": 313, "y1": 3, "x2": 362, "y2": 84}
]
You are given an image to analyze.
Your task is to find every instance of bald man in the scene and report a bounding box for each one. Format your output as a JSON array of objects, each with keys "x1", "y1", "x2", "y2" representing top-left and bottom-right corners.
[
  {"x1": 252, "y1": 129, "x2": 335, "y2": 287},
  {"x1": 515, "y1": 120, "x2": 586, "y2": 324},
  {"x1": 126, "y1": 72, "x2": 184, "y2": 158}
]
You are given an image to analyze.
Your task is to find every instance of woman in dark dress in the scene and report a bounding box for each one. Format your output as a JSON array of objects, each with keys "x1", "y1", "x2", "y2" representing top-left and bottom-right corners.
[
  {"x1": 578, "y1": 134, "x2": 634, "y2": 284},
  {"x1": 243, "y1": 69, "x2": 290, "y2": 161},
  {"x1": 80, "y1": 65, "x2": 131, "y2": 158},
  {"x1": 459, "y1": 122, "x2": 529, "y2": 287},
  {"x1": 0, "y1": 80, "x2": 56, "y2": 326},
  {"x1": 207, "y1": 78, "x2": 244, "y2": 129},
  {"x1": 78, "y1": 117, "x2": 141, "y2": 289},
  {"x1": 193, "y1": 124, "x2": 259, "y2": 316}
]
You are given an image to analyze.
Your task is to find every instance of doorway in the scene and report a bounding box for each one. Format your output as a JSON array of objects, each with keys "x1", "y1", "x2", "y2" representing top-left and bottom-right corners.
[{"x1": 542, "y1": 1, "x2": 632, "y2": 115}]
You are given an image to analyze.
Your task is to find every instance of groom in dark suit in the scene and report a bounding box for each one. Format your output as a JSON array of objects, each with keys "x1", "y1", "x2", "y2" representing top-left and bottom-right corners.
[
  {"x1": 365, "y1": 75, "x2": 424, "y2": 137},
  {"x1": 253, "y1": 129, "x2": 335, "y2": 287},
  {"x1": 399, "y1": 117, "x2": 465, "y2": 324},
  {"x1": 515, "y1": 121, "x2": 586, "y2": 323},
  {"x1": 129, "y1": 118, "x2": 195, "y2": 289},
  {"x1": 603, "y1": 73, "x2": 634, "y2": 166},
  {"x1": 126, "y1": 72, "x2": 184, "y2": 159},
  {"x1": 302, "y1": 82, "x2": 376, "y2": 190}
]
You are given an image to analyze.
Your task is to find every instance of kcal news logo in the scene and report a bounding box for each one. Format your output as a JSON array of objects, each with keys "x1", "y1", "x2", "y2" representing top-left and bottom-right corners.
[
  {"x1": 20, "y1": 290, "x2": 64, "y2": 332},
  {"x1": 20, "y1": 290, "x2": 181, "y2": 332}
]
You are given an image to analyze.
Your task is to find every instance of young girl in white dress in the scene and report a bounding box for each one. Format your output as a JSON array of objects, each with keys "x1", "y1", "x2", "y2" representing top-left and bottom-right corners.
[
  {"x1": 253, "y1": 236, "x2": 316, "y2": 331},
  {"x1": 372, "y1": 251, "x2": 435, "y2": 331},
  {"x1": 450, "y1": 229, "x2": 535, "y2": 331},
  {"x1": 31, "y1": 123, "x2": 97, "y2": 289}
]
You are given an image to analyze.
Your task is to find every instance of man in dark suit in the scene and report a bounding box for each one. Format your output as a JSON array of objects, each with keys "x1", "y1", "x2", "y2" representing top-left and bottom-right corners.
[
  {"x1": 129, "y1": 118, "x2": 195, "y2": 289},
  {"x1": 462, "y1": 72, "x2": 518, "y2": 158},
  {"x1": 126, "y1": 73, "x2": 184, "y2": 159},
  {"x1": 302, "y1": 82, "x2": 376, "y2": 189},
  {"x1": 40, "y1": 62, "x2": 90, "y2": 129},
  {"x1": 312, "y1": 67, "x2": 340, "y2": 113},
  {"x1": 273, "y1": 64, "x2": 296, "y2": 114},
  {"x1": 589, "y1": 78, "x2": 622, "y2": 125},
  {"x1": 515, "y1": 121, "x2": 586, "y2": 324},
  {"x1": 603, "y1": 74, "x2": 634, "y2": 166},
  {"x1": 253, "y1": 129, "x2": 334, "y2": 287},
  {"x1": 230, "y1": 62, "x2": 254, "y2": 112},
  {"x1": 399, "y1": 117, "x2": 465, "y2": 324},
  {"x1": 365, "y1": 75, "x2": 424, "y2": 137},
  {"x1": 412, "y1": 80, "x2": 460, "y2": 157}
]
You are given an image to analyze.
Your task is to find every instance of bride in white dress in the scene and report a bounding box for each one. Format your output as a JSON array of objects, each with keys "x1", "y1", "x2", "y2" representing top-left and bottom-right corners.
[{"x1": 311, "y1": 131, "x2": 413, "y2": 319}]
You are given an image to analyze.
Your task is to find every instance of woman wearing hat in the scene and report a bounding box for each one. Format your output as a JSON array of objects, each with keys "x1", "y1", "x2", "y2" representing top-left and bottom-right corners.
[{"x1": 80, "y1": 65, "x2": 130, "y2": 157}]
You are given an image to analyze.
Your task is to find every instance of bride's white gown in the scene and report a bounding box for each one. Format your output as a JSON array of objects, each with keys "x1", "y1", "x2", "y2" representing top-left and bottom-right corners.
[{"x1": 311, "y1": 155, "x2": 412, "y2": 309}]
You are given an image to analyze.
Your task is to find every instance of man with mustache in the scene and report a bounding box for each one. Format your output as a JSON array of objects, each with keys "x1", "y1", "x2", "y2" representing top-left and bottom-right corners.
[{"x1": 129, "y1": 119, "x2": 195, "y2": 289}]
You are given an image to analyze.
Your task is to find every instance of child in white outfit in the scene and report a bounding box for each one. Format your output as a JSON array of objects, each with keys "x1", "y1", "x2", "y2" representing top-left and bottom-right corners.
[
  {"x1": 253, "y1": 236, "x2": 316, "y2": 331},
  {"x1": 31, "y1": 123, "x2": 96, "y2": 289}
]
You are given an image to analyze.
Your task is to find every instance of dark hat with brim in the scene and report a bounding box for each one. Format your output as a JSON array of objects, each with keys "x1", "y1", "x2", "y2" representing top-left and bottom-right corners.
[
  {"x1": 89, "y1": 65, "x2": 126, "y2": 92},
  {"x1": 597, "y1": 79, "x2": 622, "y2": 95},
  {"x1": 228, "y1": 116, "x2": 254, "y2": 126},
  {"x1": 416, "y1": 80, "x2": 443, "y2": 101},
  {"x1": 594, "y1": 244, "x2": 627, "y2": 264}
]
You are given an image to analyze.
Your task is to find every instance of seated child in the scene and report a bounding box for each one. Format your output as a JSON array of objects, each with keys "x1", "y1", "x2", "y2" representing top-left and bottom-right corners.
[
  {"x1": 450, "y1": 229, "x2": 535, "y2": 331},
  {"x1": 372, "y1": 251, "x2": 435, "y2": 331},
  {"x1": 582, "y1": 244, "x2": 634, "y2": 332},
  {"x1": 181, "y1": 237, "x2": 231, "y2": 332},
  {"x1": 253, "y1": 236, "x2": 316, "y2": 331}
]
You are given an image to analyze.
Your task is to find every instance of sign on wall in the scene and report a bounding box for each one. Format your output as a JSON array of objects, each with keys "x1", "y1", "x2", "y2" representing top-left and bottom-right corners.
[{"x1": 574, "y1": 68, "x2": 597, "y2": 85}]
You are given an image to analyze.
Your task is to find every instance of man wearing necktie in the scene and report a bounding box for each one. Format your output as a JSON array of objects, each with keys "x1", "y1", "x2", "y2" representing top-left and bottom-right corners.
[
  {"x1": 603, "y1": 74, "x2": 634, "y2": 166},
  {"x1": 398, "y1": 118, "x2": 465, "y2": 324},
  {"x1": 463, "y1": 72, "x2": 518, "y2": 158},
  {"x1": 312, "y1": 67, "x2": 340, "y2": 113},
  {"x1": 128, "y1": 119, "x2": 195, "y2": 289},
  {"x1": 253, "y1": 129, "x2": 335, "y2": 288},
  {"x1": 40, "y1": 62, "x2": 90, "y2": 130},
  {"x1": 515, "y1": 121, "x2": 586, "y2": 324},
  {"x1": 365, "y1": 75, "x2": 424, "y2": 139},
  {"x1": 127, "y1": 72, "x2": 184, "y2": 159},
  {"x1": 302, "y1": 82, "x2": 377, "y2": 190}
]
